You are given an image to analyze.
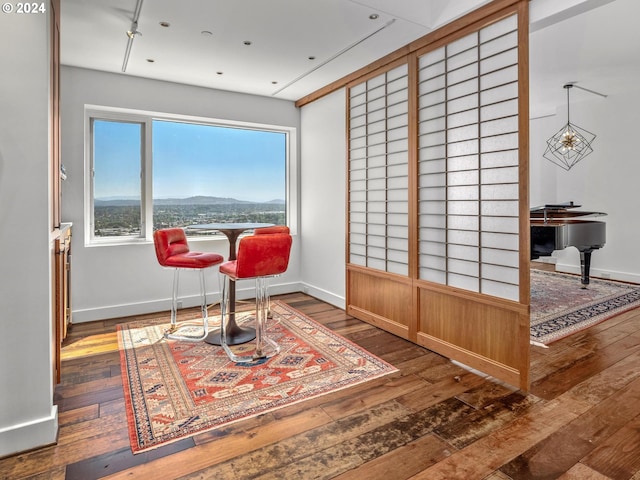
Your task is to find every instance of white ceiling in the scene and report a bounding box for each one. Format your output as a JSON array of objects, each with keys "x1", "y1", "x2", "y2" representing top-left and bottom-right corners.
[
  {"x1": 530, "y1": 0, "x2": 640, "y2": 118},
  {"x1": 61, "y1": 0, "x2": 640, "y2": 110},
  {"x1": 61, "y1": 0, "x2": 492, "y2": 100}
]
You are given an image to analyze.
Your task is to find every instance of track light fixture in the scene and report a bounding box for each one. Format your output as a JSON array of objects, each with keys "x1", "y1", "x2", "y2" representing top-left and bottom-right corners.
[
  {"x1": 122, "y1": 0, "x2": 145, "y2": 73},
  {"x1": 126, "y1": 22, "x2": 142, "y2": 39}
]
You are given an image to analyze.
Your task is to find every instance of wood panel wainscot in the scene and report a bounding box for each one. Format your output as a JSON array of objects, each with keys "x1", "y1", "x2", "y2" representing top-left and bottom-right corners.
[
  {"x1": 417, "y1": 282, "x2": 529, "y2": 388},
  {"x1": 347, "y1": 264, "x2": 530, "y2": 389},
  {"x1": 347, "y1": 265, "x2": 412, "y2": 340}
]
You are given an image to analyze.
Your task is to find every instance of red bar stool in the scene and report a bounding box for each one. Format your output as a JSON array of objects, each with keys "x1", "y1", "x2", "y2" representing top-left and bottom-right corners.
[
  {"x1": 153, "y1": 228, "x2": 224, "y2": 342},
  {"x1": 219, "y1": 232, "x2": 292, "y2": 362},
  {"x1": 254, "y1": 226, "x2": 290, "y2": 318}
]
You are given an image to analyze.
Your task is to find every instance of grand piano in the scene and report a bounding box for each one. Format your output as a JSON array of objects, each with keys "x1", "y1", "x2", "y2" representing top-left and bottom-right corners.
[{"x1": 530, "y1": 202, "x2": 606, "y2": 287}]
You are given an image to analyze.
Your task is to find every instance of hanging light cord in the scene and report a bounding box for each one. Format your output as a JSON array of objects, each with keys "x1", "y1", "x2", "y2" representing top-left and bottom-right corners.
[{"x1": 564, "y1": 84, "x2": 572, "y2": 123}]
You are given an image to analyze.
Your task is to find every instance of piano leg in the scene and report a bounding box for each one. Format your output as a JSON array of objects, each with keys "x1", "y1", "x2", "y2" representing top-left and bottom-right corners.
[{"x1": 579, "y1": 249, "x2": 593, "y2": 288}]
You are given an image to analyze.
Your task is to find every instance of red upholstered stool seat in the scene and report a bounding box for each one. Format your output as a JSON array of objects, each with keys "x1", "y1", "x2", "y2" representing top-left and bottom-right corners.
[
  {"x1": 153, "y1": 228, "x2": 224, "y2": 341},
  {"x1": 219, "y1": 234, "x2": 291, "y2": 280},
  {"x1": 219, "y1": 232, "x2": 292, "y2": 362},
  {"x1": 154, "y1": 228, "x2": 223, "y2": 268}
]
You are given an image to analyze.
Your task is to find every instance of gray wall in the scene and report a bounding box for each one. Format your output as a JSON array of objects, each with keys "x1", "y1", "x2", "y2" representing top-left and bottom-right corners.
[
  {"x1": 530, "y1": 90, "x2": 640, "y2": 282},
  {"x1": 61, "y1": 67, "x2": 304, "y2": 322},
  {"x1": 299, "y1": 90, "x2": 347, "y2": 307},
  {"x1": 0, "y1": 11, "x2": 58, "y2": 456}
]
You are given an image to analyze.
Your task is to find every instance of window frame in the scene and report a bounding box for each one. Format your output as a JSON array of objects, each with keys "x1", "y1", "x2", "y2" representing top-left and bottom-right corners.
[{"x1": 84, "y1": 105, "x2": 297, "y2": 246}]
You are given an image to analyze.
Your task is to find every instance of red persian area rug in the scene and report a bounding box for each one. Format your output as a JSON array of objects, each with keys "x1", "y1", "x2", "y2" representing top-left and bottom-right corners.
[
  {"x1": 117, "y1": 301, "x2": 397, "y2": 453},
  {"x1": 530, "y1": 269, "x2": 640, "y2": 346}
]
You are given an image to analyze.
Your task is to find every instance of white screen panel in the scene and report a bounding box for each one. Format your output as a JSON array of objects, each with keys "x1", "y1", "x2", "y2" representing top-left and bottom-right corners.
[
  {"x1": 448, "y1": 139, "x2": 479, "y2": 157},
  {"x1": 481, "y1": 232, "x2": 519, "y2": 250},
  {"x1": 421, "y1": 254, "x2": 447, "y2": 271},
  {"x1": 448, "y1": 230, "x2": 479, "y2": 246},
  {"x1": 481, "y1": 82, "x2": 518, "y2": 105},
  {"x1": 448, "y1": 154, "x2": 480, "y2": 171},
  {"x1": 449, "y1": 274, "x2": 479, "y2": 292},
  {"x1": 420, "y1": 103, "x2": 446, "y2": 120},
  {"x1": 481, "y1": 166, "x2": 518, "y2": 184},
  {"x1": 418, "y1": 14, "x2": 520, "y2": 299},
  {"x1": 448, "y1": 109, "x2": 478, "y2": 129},
  {"x1": 480, "y1": 48, "x2": 517, "y2": 74},
  {"x1": 448, "y1": 215, "x2": 479, "y2": 231},
  {"x1": 420, "y1": 214, "x2": 446, "y2": 229},
  {"x1": 388, "y1": 262, "x2": 407, "y2": 275},
  {"x1": 482, "y1": 216, "x2": 518, "y2": 233},
  {"x1": 421, "y1": 227, "x2": 446, "y2": 243},
  {"x1": 482, "y1": 247, "x2": 519, "y2": 268},
  {"x1": 449, "y1": 259, "x2": 479, "y2": 277},
  {"x1": 350, "y1": 254, "x2": 366, "y2": 266},
  {"x1": 348, "y1": 64, "x2": 409, "y2": 275},
  {"x1": 448, "y1": 170, "x2": 479, "y2": 185},
  {"x1": 421, "y1": 240, "x2": 446, "y2": 257},
  {"x1": 482, "y1": 280, "x2": 518, "y2": 301},
  {"x1": 481, "y1": 101, "x2": 518, "y2": 124},
  {"x1": 482, "y1": 264, "x2": 519, "y2": 284},
  {"x1": 449, "y1": 244, "x2": 480, "y2": 262},
  {"x1": 448, "y1": 200, "x2": 479, "y2": 215}
]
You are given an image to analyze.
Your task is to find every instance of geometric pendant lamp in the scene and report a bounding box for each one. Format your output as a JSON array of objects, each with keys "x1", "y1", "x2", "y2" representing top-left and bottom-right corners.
[{"x1": 543, "y1": 84, "x2": 597, "y2": 171}]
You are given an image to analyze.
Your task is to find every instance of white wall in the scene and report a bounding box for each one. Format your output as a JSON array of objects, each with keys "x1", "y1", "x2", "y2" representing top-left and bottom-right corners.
[
  {"x1": 299, "y1": 90, "x2": 347, "y2": 307},
  {"x1": 61, "y1": 67, "x2": 303, "y2": 322},
  {"x1": 530, "y1": 89, "x2": 640, "y2": 282},
  {"x1": 0, "y1": 11, "x2": 58, "y2": 456}
]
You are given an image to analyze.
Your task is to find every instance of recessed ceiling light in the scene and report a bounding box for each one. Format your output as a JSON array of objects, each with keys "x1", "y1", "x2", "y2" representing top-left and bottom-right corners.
[
  {"x1": 369, "y1": 13, "x2": 379, "y2": 20},
  {"x1": 159, "y1": 21, "x2": 170, "y2": 27},
  {"x1": 201, "y1": 30, "x2": 213, "y2": 36},
  {"x1": 243, "y1": 41, "x2": 252, "y2": 46}
]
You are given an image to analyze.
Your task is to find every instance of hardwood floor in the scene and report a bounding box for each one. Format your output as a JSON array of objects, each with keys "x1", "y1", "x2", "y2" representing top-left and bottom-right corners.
[{"x1": 3, "y1": 276, "x2": 640, "y2": 479}]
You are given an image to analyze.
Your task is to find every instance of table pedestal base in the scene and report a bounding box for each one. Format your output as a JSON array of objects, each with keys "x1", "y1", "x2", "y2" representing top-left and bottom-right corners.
[{"x1": 204, "y1": 324, "x2": 256, "y2": 346}]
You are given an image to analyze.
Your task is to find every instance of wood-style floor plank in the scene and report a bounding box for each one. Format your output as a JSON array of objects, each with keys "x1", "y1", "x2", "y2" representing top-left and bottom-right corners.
[
  {"x1": 3, "y1": 281, "x2": 640, "y2": 479},
  {"x1": 500, "y1": 375, "x2": 640, "y2": 479}
]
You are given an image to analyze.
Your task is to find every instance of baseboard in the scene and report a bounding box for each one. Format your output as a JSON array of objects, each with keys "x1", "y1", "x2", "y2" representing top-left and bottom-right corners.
[
  {"x1": 555, "y1": 263, "x2": 640, "y2": 284},
  {"x1": 72, "y1": 295, "x2": 224, "y2": 323},
  {"x1": 72, "y1": 281, "x2": 323, "y2": 323},
  {"x1": 532, "y1": 257, "x2": 557, "y2": 265},
  {"x1": 0, "y1": 406, "x2": 58, "y2": 458},
  {"x1": 299, "y1": 282, "x2": 345, "y2": 310}
]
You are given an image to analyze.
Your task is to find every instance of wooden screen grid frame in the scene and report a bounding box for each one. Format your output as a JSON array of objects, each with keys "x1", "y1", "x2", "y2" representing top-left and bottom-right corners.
[{"x1": 345, "y1": 0, "x2": 530, "y2": 390}]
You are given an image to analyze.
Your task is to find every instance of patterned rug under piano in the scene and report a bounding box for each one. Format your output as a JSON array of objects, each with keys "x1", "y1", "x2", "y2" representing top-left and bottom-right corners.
[{"x1": 531, "y1": 269, "x2": 640, "y2": 346}]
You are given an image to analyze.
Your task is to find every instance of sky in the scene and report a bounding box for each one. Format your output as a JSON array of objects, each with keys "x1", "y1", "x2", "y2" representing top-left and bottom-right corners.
[{"x1": 93, "y1": 119, "x2": 287, "y2": 203}]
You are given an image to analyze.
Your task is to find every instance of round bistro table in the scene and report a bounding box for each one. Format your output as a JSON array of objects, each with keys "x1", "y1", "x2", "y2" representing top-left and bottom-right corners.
[{"x1": 188, "y1": 222, "x2": 274, "y2": 345}]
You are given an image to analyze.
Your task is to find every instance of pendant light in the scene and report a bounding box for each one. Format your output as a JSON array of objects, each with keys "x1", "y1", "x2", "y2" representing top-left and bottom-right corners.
[{"x1": 543, "y1": 84, "x2": 597, "y2": 171}]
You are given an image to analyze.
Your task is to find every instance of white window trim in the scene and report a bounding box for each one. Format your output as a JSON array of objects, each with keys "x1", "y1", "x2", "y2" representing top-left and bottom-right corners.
[{"x1": 84, "y1": 104, "x2": 298, "y2": 246}]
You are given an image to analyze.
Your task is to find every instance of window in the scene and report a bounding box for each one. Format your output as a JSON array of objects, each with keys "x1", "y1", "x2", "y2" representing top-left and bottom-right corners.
[
  {"x1": 92, "y1": 119, "x2": 144, "y2": 237},
  {"x1": 86, "y1": 107, "x2": 294, "y2": 243}
]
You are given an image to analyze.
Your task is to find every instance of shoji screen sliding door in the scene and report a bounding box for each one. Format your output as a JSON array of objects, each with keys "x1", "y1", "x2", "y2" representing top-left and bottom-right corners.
[
  {"x1": 347, "y1": 60, "x2": 413, "y2": 340},
  {"x1": 346, "y1": 1, "x2": 530, "y2": 390}
]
